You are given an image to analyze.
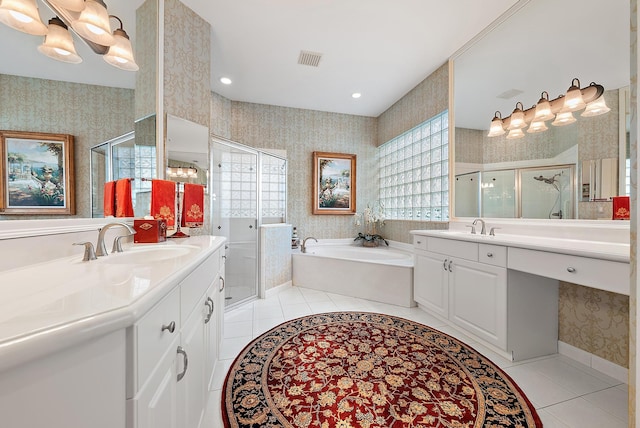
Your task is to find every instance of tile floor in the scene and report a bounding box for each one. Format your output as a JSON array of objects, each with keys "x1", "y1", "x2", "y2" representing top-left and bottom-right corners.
[{"x1": 203, "y1": 286, "x2": 628, "y2": 427}]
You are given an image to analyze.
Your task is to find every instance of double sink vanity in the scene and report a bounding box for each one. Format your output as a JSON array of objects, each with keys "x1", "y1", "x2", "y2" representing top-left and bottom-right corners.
[
  {"x1": 411, "y1": 219, "x2": 630, "y2": 363},
  {"x1": 0, "y1": 232, "x2": 226, "y2": 428}
]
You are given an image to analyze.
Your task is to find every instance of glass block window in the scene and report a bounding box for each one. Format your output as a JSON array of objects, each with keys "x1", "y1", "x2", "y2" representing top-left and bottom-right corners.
[
  {"x1": 261, "y1": 155, "x2": 286, "y2": 218},
  {"x1": 377, "y1": 110, "x2": 449, "y2": 221},
  {"x1": 219, "y1": 151, "x2": 257, "y2": 218}
]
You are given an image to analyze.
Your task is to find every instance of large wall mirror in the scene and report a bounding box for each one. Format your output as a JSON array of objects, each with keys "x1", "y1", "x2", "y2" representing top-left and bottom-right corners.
[
  {"x1": 452, "y1": 0, "x2": 629, "y2": 220},
  {"x1": 0, "y1": 0, "x2": 156, "y2": 219}
]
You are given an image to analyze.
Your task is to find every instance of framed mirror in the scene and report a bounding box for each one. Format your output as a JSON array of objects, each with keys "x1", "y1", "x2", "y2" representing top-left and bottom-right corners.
[{"x1": 452, "y1": 0, "x2": 629, "y2": 220}]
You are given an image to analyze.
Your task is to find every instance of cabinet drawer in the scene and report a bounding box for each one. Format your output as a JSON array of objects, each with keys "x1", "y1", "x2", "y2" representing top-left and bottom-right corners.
[
  {"x1": 413, "y1": 235, "x2": 428, "y2": 251},
  {"x1": 181, "y1": 250, "x2": 219, "y2": 323},
  {"x1": 428, "y1": 237, "x2": 478, "y2": 261},
  {"x1": 479, "y1": 244, "x2": 507, "y2": 267},
  {"x1": 508, "y1": 247, "x2": 630, "y2": 295},
  {"x1": 135, "y1": 286, "x2": 180, "y2": 390}
]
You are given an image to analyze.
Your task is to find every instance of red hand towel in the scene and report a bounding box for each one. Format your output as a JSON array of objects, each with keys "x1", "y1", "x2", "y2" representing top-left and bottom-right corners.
[
  {"x1": 181, "y1": 183, "x2": 205, "y2": 228},
  {"x1": 103, "y1": 181, "x2": 116, "y2": 217},
  {"x1": 151, "y1": 180, "x2": 176, "y2": 227},
  {"x1": 612, "y1": 196, "x2": 630, "y2": 220},
  {"x1": 115, "y1": 178, "x2": 134, "y2": 217}
]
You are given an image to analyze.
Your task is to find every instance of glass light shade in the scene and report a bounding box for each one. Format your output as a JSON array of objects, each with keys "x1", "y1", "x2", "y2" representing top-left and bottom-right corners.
[
  {"x1": 487, "y1": 116, "x2": 505, "y2": 137},
  {"x1": 37, "y1": 18, "x2": 82, "y2": 64},
  {"x1": 527, "y1": 120, "x2": 548, "y2": 133},
  {"x1": 562, "y1": 85, "x2": 586, "y2": 112},
  {"x1": 71, "y1": 0, "x2": 115, "y2": 46},
  {"x1": 507, "y1": 104, "x2": 526, "y2": 130},
  {"x1": 103, "y1": 28, "x2": 139, "y2": 71},
  {"x1": 581, "y1": 95, "x2": 611, "y2": 117},
  {"x1": 0, "y1": 0, "x2": 47, "y2": 35},
  {"x1": 533, "y1": 98, "x2": 554, "y2": 122},
  {"x1": 506, "y1": 128, "x2": 525, "y2": 139},
  {"x1": 48, "y1": 0, "x2": 85, "y2": 12},
  {"x1": 552, "y1": 110, "x2": 577, "y2": 126}
]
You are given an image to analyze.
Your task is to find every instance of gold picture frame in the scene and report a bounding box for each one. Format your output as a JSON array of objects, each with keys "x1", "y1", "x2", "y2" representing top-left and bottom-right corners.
[
  {"x1": 312, "y1": 151, "x2": 356, "y2": 215},
  {"x1": 0, "y1": 130, "x2": 75, "y2": 215}
]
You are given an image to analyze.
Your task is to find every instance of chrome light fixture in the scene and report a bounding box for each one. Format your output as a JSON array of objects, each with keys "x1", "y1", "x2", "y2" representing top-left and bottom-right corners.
[
  {"x1": 103, "y1": 15, "x2": 138, "y2": 71},
  {"x1": 507, "y1": 102, "x2": 526, "y2": 130},
  {"x1": 561, "y1": 78, "x2": 586, "y2": 112},
  {"x1": 488, "y1": 78, "x2": 609, "y2": 139},
  {"x1": 487, "y1": 111, "x2": 506, "y2": 137},
  {"x1": 37, "y1": 16, "x2": 81, "y2": 63},
  {"x1": 533, "y1": 91, "x2": 554, "y2": 122},
  {"x1": 166, "y1": 166, "x2": 198, "y2": 178},
  {"x1": 0, "y1": 0, "x2": 138, "y2": 71},
  {"x1": 71, "y1": 0, "x2": 114, "y2": 46},
  {"x1": 0, "y1": 0, "x2": 47, "y2": 35}
]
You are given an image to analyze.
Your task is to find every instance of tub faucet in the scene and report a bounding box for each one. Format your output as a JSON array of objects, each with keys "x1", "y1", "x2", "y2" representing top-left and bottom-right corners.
[
  {"x1": 96, "y1": 222, "x2": 136, "y2": 257},
  {"x1": 301, "y1": 237, "x2": 318, "y2": 253},
  {"x1": 472, "y1": 218, "x2": 486, "y2": 235}
]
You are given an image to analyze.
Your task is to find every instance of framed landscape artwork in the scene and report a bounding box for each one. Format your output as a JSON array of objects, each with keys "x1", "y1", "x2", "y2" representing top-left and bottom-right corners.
[
  {"x1": 312, "y1": 151, "x2": 356, "y2": 215},
  {"x1": 0, "y1": 131, "x2": 75, "y2": 215}
]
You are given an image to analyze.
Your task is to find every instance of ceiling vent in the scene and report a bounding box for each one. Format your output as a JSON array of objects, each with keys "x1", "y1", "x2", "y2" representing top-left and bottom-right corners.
[
  {"x1": 496, "y1": 88, "x2": 524, "y2": 100},
  {"x1": 298, "y1": 50, "x2": 323, "y2": 67}
]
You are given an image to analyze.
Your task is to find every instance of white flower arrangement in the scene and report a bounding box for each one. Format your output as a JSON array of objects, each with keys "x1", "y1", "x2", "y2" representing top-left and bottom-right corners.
[{"x1": 354, "y1": 201, "x2": 387, "y2": 246}]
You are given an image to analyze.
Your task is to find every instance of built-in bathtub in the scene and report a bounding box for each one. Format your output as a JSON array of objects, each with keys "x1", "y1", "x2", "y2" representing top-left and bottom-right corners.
[{"x1": 292, "y1": 240, "x2": 415, "y2": 307}]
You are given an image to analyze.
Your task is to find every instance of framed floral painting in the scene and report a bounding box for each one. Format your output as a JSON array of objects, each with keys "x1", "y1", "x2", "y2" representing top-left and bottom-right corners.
[
  {"x1": 0, "y1": 131, "x2": 75, "y2": 215},
  {"x1": 312, "y1": 151, "x2": 356, "y2": 215}
]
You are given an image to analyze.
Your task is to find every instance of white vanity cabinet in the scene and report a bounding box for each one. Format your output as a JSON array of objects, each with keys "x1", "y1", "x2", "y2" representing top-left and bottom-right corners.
[
  {"x1": 413, "y1": 234, "x2": 558, "y2": 360},
  {"x1": 129, "y1": 246, "x2": 225, "y2": 428}
]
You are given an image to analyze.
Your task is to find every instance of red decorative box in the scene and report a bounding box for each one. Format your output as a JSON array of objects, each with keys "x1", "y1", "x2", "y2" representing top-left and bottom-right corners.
[{"x1": 134, "y1": 219, "x2": 167, "y2": 243}]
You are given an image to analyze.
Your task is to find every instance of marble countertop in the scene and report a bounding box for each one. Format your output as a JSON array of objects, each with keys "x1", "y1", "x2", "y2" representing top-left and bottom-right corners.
[
  {"x1": 410, "y1": 229, "x2": 629, "y2": 263},
  {"x1": 0, "y1": 235, "x2": 225, "y2": 373}
]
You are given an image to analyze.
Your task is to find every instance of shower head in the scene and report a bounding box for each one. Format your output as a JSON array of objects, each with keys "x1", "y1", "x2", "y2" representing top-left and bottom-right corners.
[{"x1": 533, "y1": 173, "x2": 561, "y2": 191}]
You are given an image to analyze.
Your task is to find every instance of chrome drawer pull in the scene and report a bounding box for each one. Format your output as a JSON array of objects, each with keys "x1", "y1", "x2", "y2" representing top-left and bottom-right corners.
[
  {"x1": 177, "y1": 346, "x2": 188, "y2": 381},
  {"x1": 416, "y1": 240, "x2": 422, "y2": 244},
  {"x1": 204, "y1": 297, "x2": 214, "y2": 324},
  {"x1": 487, "y1": 252, "x2": 494, "y2": 258},
  {"x1": 161, "y1": 321, "x2": 176, "y2": 333},
  {"x1": 443, "y1": 259, "x2": 448, "y2": 271},
  {"x1": 567, "y1": 267, "x2": 576, "y2": 273},
  {"x1": 448, "y1": 260, "x2": 453, "y2": 272},
  {"x1": 219, "y1": 276, "x2": 225, "y2": 292}
]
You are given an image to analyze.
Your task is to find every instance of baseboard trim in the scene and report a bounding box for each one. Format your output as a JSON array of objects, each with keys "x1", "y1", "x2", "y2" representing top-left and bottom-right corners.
[
  {"x1": 265, "y1": 281, "x2": 292, "y2": 298},
  {"x1": 558, "y1": 341, "x2": 628, "y2": 384}
]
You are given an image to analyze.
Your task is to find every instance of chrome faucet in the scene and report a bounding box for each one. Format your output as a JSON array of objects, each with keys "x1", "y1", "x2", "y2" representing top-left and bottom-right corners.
[
  {"x1": 300, "y1": 237, "x2": 318, "y2": 253},
  {"x1": 472, "y1": 218, "x2": 486, "y2": 235},
  {"x1": 96, "y1": 222, "x2": 136, "y2": 257}
]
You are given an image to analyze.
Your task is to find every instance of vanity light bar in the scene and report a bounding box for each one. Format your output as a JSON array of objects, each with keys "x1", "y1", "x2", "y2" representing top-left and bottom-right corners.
[{"x1": 488, "y1": 79, "x2": 607, "y2": 138}]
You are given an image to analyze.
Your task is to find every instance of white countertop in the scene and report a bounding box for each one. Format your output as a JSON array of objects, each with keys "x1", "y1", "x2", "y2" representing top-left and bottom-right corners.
[
  {"x1": 409, "y1": 229, "x2": 629, "y2": 263},
  {"x1": 0, "y1": 235, "x2": 225, "y2": 373}
]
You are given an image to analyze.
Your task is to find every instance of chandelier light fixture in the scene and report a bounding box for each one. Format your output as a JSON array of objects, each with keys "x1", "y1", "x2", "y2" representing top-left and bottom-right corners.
[
  {"x1": 0, "y1": 0, "x2": 138, "y2": 71},
  {"x1": 487, "y1": 78, "x2": 610, "y2": 139}
]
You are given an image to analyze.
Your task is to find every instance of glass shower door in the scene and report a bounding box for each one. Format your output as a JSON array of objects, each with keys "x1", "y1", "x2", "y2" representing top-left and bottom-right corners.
[
  {"x1": 211, "y1": 140, "x2": 259, "y2": 308},
  {"x1": 520, "y1": 165, "x2": 574, "y2": 219}
]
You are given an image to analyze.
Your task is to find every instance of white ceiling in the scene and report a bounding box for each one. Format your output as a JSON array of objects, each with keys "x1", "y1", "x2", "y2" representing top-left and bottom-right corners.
[
  {"x1": 1, "y1": 1, "x2": 628, "y2": 124},
  {"x1": 0, "y1": 0, "x2": 517, "y2": 117}
]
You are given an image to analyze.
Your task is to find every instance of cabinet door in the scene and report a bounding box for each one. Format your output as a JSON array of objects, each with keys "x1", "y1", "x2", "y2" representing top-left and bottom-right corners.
[
  {"x1": 414, "y1": 252, "x2": 449, "y2": 318},
  {"x1": 449, "y1": 258, "x2": 507, "y2": 349},
  {"x1": 178, "y1": 298, "x2": 207, "y2": 428},
  {"x1": 135, "y1": 338, "x2": 180, "y2": 428},
  {"x1": 204, "y1": 283, "x2": 218, "y2": 390}
]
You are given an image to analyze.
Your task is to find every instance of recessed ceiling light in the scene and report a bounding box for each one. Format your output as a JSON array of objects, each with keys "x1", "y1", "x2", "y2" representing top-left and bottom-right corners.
[
  {"x1": 352, "y1": 93, "x2": 361, "y2": 99},
  {"x1": 220, "y1": 77, "x2": 232, "y2": 85}
]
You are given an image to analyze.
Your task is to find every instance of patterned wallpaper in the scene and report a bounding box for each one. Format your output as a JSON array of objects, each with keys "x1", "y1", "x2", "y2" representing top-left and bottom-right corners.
[
  {"x1": 559, "y1": 282, "x2": 629, "y2": 368},
  {"x1": 135, "y1": 0, "x2": 158, "y2": 120},
  {"x1": 0, "y1": 75, "x2": 135, "y2": 219},
  {"x1": 227, "y1": 101, "x2": 378, "y2": 241},
  {"x1": 163, "y1": 0, "x2": 211, "y2": 128},
  {"x1": 211, "y1": 91, "x2": 232, "y2": 139},
  {"x1": 377, "y1": 63, "x2": 449, "y2": 147}
]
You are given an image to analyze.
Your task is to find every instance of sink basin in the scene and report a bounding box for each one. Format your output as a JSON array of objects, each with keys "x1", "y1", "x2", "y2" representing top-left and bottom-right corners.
[{"x1": 101, "y1": 244, "x2": 200, "y2": 265}]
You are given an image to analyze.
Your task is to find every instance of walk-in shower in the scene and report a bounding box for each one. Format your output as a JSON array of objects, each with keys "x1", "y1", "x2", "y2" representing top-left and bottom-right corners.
[
  {"x1": 210, "y1": 137, "x2": 287, "y2": 309},
  {"x1": 455, "y1": 164, "x2": 575, "y2": 219}
]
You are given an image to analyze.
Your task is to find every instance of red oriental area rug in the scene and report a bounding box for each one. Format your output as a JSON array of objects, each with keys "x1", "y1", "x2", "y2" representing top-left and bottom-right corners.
[{"x1": 222, "y1": 312, "x2": 542, "y2": 428}]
